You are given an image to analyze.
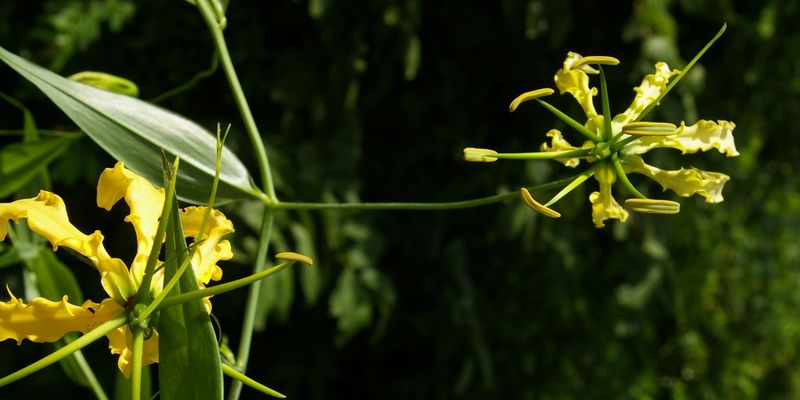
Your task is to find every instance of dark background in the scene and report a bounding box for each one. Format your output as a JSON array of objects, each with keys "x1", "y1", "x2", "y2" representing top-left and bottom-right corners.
[{"x1": 1, "y1": 0, "x2": 799, "y2": 398}]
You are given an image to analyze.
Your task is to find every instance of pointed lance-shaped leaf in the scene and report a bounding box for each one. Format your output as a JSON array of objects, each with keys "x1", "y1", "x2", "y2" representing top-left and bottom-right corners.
[{"x1": 0, "y1": 46, "x2": 261, "y2": 204}]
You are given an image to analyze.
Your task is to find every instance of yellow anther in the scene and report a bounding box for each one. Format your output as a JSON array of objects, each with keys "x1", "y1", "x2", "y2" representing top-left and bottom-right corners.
[
  {"x1": 570, "y1": 56, "x2": 620, "y2": 69},
  {"x1": 519, "y1": 188, "x2": 561, "y2": 218},
  {"x1": 463, "y1": 147, "x2": 499, "y2": 162},
  {"x1": 622, "y1": 121, "x2": 677, "y2": 136},
  {"x1": 624, "y1": 198, "x2": 680, "y2": 214},
  {"x1": 509, "y1": 88, "x2": 555, "y2": 112},
  {"x1": 275, "y1": 252, "x2": 314, "y2": 266}
]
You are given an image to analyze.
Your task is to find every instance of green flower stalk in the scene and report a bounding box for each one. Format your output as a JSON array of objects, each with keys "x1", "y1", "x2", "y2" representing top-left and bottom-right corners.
[{"x1": 464, "y1": 26, "x2": 737, "y2": 228}]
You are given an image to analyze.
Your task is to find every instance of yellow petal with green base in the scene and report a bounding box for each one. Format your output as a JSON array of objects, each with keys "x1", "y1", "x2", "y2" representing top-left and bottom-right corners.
[
  {"x1": 0, "y1": 290, "x2": 122, "y2": 344},
  {"x1": 0, "y1": 192, "x2": 135, "y2": 303},
  {"x1": 180, "y1": 206, "x2": 234, "y2": 286},
  {"x1": 623, "y1": 120, "x2": 738, "y2": 157},
  {"x1": 589, "y1": 163, "x2": 628, "y2": 228},
  {"x1": 623, "y1": 155, "x2": 730, "y2": 203},
  {"x1": 106, "y1": 325, "x2": 159, "y2": 378},
  {"x1": 611, "y1": 62, "x2": 679, "y2": 133},
  {"x1": 554, "y1": 52, "x2": 598, "y2": 118},
  {"x1": 179, "y1": 206, "x2": 234, "y2": 312},
  {"x1": 97, "y1": 161, "x2": 166, "y2": 289},
  {"x1": 539, "y1": 129, "x2": 593, "y2": 167}
]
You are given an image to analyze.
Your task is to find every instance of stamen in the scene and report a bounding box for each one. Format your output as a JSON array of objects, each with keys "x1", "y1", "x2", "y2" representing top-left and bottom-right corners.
[
  {"x1": 519, "y1": 188, "x2": 561, "y2": 218},
  {"x1": 624, "y1": 198, "x2": 680, "y2": 214},
  {"x1": 463, "y1": 147, "x2": 498, "y2": 162},
  {"x1": 275, "y1": 252, "x2": 314, "y2": 266},
  {"x1": 571, "y1": 56, "x2": 620, "y2": 69},
  {"x1": 622, "y1": 121, "x2": 677, "y2": 136},
  {"x1": 509, "y1": 88, "x2": 555, "y2": 112}
]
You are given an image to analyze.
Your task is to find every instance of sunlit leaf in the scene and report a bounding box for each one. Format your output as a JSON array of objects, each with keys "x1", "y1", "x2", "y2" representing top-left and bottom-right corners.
[
  {"x1": 158, "y1": 189, "x2": 223, "y2": 400},
  {"x1": 0, "y1": 46, "x2": 261, "y2": 204}
]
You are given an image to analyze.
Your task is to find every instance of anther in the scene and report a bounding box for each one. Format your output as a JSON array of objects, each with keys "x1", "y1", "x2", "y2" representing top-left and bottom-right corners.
[{"x1": 509, "y1": 88, "x2": 555, "y2": 112}]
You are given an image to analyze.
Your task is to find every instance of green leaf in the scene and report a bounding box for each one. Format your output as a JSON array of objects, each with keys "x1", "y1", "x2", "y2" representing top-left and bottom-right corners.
[
  {"x1": 0, "y1": 46, "x2": 261, "y2": 204},
  {"x1": 0, "y1": 245, "x2": 22, "y2": 269},
  {"x1": 158, "y1": 189, "x2": 223, "y2": 400},
  {"x1": 26, "y1": 248, "x2": 83, "y2": 303},
  {"x1": 0, "y1": 136, "x2": 76, "y2": 199}
]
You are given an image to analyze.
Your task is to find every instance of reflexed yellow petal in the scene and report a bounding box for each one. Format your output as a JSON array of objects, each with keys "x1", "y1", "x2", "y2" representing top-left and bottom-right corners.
[
  {"x1": 554, "y1": 52, "x2": 599, "y2": 118},
  {"x1": 589, "y1": 164, "x2": 628, "y2": 228},
  {"x1": 463, "y1": 147, "x2": 498, "y2": 162},
  {"x1": 0, "y1": 192, "x2": 135, "y2": 303},
  {"x1": 180, "y1": 206, "x2": 234, "y2": 312},
  {"x1": 539, "y1": 129, "x2": 593, "y2": 167},
  {"x1": 623, "y1": 155, "x2": 730, "y2": 203},
  {"x1": 508, "y1": 88, "x2": 554, "y2": 112},
  {"x1": 0, "y1": 290, "x2": 123, "y2": 344},
  {"x1": 623, "y1": 120, "x2": 738, "y2": 157},
  {"x1": 97, "y1": 161, "x2": 165, "y2": 287},
  {"x1": 611, "y1": 62, "x2": 679, "y2": 132},
  {"x1": 107, "y1": 326, "x2": 158, "y2": 378}
]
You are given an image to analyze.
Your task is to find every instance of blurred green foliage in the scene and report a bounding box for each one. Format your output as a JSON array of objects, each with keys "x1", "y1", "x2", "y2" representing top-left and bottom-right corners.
[{"x1": 1, "y1": 0, "x2": 800, "y2": 399}]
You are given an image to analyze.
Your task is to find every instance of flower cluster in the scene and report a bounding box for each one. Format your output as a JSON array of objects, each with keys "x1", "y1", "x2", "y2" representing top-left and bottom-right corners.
[
  {"x1": 465, "y1": 52, "x2": 738, "y2": 227},
  {"x1": 0, "y1": 162, "x2": 234, "y2": 375}
]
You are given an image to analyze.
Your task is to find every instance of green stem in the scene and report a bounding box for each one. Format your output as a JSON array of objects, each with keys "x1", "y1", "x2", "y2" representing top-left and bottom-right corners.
[
  {"x1": 136, "y1": 128, "x2": 227, "y2": 324},
  {"x1": 134, "y1": 157, "x2": 179, "y2": 306},
  {"x1": 130, "y1": 327, "x2": 145, "y2": 400},
  {"x1": 611, "y1": 154, "x2": 646, "y2": 199},
  {"x1": 270, "y1": 176, "x2": 580, "y2": 211},
  {"x1": 157, "y1": 260, "x2": 295, "y2": 310},
  {"x1": 490, "y1": 148, "x2": 591, "y2": 160},
  {"x1": 637, "y1": 23, "x2": 726, "y2": 121},
  {"x1": 610, "y1": 134, "x2": 639, "y2": 152},
  {"x1": 0, "y1": 314, "x2": 128, "y2": 387},
  {"x1": 228, "y1": 210, "x2": 275, "y2": 400},
  {"x1": 134, "y1": 244, "x2": 198, "y2": 325},
  {"x1": 195, "y1": 0, "x2": 275, "y2": 198},
  {"x1": 599, "y1": 66, "x2": 614, "y2": 140},
  {"x1": 65, "y1": 344, "x2": 109, "y2": 400},
  {"x1": 149, "y1": 51, "x2": 219, "y2": 104},
  {"x1": 543, "y1": 163, "x2": 600, "y2": 207},
  {"x1": 195, "y1": 5, "x2": 279, "y2": 398},
  {"x1": 536, "y1": 99, "x2": 601, "y2": 142},
  {"x1": 222, "y1": 363, "x2": 286, "y2": 398}
]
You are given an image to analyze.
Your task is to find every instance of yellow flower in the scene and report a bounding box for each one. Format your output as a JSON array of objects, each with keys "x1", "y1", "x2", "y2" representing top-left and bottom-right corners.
[
  {"x1": 465, "y1": 47, "x2": 737, "y2": 228},
  {"x1": 0, "y1": 161, "x2": 233, "y2": 376}
]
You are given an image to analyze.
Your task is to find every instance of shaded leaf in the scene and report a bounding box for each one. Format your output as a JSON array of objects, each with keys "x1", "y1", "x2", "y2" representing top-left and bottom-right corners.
[{"x1": 0, "y1": 136, "x2": 78, "y2": 199}]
